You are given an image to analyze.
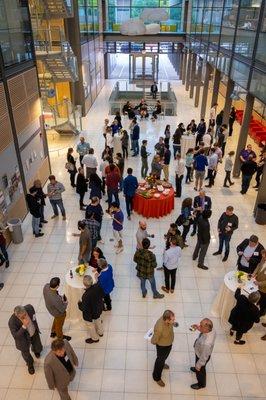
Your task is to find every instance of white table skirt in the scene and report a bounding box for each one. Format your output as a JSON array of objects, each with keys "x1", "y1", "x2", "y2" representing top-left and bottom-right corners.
[
  {"x1": 65, "y1": 267, "x2": 96, "y2": 321},
  {"x1": 180, "y1": 135, "x2": 196, "y2": 159},
  {"x1": 210, "y1": 270, "x2": 258, "y2": 328}
]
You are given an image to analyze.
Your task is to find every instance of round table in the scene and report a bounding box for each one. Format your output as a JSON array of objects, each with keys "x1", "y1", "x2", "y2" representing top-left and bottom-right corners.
[
  {"x1": 133, "y1": 188, "x2": 175, "y2": 218},
  {"x1": 211, "y1": 270, "x2": 257, "y2": 328},
  {"x1": 65, "y1": 266, "x2": 96, "y2": 320},
  {"x1": 181, "y1": 135, "x2": 196, "y2": 159}
]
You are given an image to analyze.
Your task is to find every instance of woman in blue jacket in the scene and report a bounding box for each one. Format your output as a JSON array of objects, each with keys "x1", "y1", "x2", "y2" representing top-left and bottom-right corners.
[{"x1": 97, "y1": 258, "x2": 115, "y2": 311}]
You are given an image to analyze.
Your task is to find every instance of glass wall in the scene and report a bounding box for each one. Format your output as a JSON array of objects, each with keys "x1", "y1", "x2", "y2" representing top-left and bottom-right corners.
[
  {"x1": 190, "y1": 0, "x2": 266, "y2": 104},
  {"x1": 78, "y1": 0, "x2": 100, "y2": 43},
  {"x1": 105, "y1": 0, "x2": 183, "y2": 32},
  {"x1": 0, "y1": 0, "x2": 34, "y2": 67}
]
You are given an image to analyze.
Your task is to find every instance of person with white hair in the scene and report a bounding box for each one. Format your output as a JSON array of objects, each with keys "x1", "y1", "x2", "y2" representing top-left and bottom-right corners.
[
  {"x1": 190, "y1": 318, "x2": 216, "y2": 390},
  {"x1": 76, "y1": 136, "x2": 90, "y2": 166},
  {"x1": 8, "y1": 304, "x2": 43, "y2": 375},
  {"x1": 78, "y1": 275, "x2": 104, "y2": 344}
]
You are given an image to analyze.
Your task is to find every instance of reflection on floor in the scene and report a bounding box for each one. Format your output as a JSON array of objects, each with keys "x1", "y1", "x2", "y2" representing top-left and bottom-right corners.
[{"x1": 0, "y1": 80, "x2": 265, "y2": 400}]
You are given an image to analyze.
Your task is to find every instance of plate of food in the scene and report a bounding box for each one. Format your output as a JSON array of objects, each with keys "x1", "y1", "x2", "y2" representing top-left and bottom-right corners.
[
  {"x1": 161, "y1": 181, "x2": 172, "y2": 188},
  {"x1": 163, "y1": 189, "x2": 170, "y2": 196},
  {"x1": 157, "y1": 185, "x2": 164, "y2": 192},
  {"x1": 154, "y1": 193, "x2": 160, "y2": 198}
]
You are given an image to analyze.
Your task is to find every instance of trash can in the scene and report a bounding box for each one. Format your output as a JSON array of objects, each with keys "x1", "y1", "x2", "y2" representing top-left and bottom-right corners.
[
  {"x1": 7, "y1": 218, "x2": 23, "y2": 244},
  {"x1": 255, "y1": 203, "x2": 266, "y2": 225}
]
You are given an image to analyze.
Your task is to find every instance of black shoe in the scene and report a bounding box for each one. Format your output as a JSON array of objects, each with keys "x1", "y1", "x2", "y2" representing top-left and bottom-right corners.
[
  {"x1": 223, "y1": 185, "x2": 230, "y2": 188},
  {"x1": 234, "y1": 340, "x2": 245, "y2": 345},
  {"x1": 34, "y1": 353, "x2": 41, "y2": 358},
  {"x1": 213, "y1": 251, "x2": 221, "y2": 256},
  {"x1": 153, "y1": 293, "x2": 164, "y2": 299},
  {"x1": 35, "y1": 233, "x2": 44, "y2": 238},
  {"x1": 41, "y1": 220, "x2": 48, "y2": 223},
  {"x1": 0, "y1": 283, "x2": 4, "y2": 290},
  {"x1": 191, "y1": 232, "x2": 196, "y2": 237},
  {"x1": 85, "y1": 338, "x2": 99, "y2": 344},
  {"x1": 222, "y1": 256, "x2": 228, "y2": 262},
  {"x1": 229, "y1": 182, "x2": 235, "y2": 186},
  {"x1": 198, "y1": 265, "x2": 209, "y2": 270},
  {"x1": 230, "y1": 329, "x2": 234, "y2": 336},
  {"x1": 142, "y1": 292, "x2": 147, "y2": 298},
  {"x1": 5, "y1": 260, "x2": 10, "y2": 268},
  {"x1": 190, "y1": 367, "x2": 196, "y2": 373},
  {"x1": 50, "y1": 332, "x2": 56, "y2": 338},
  {"x1": 205, "y1": 185, "x2": 211, "y2": 188},
  {"x1": 0, "y1": 260, "x2": 4, "y2": 267},
  {"x1": 28, "y1": 365, "x2": 35, "y2": 375},
  {"x1": 192, "y1": 256, "x2": 197, "y2": 260},
  {"x1": 191, "y1": 383, "x2": 204, "y2": 390},
  {"x1": 63, "y1": 335, "x2": 71, "y2": 341},
  {"x1": 39, "y1": 223, "x2": 43, "y2": 228},
  {"x1": 99, "y1": 334, "x2": 104, "y2": 337}
]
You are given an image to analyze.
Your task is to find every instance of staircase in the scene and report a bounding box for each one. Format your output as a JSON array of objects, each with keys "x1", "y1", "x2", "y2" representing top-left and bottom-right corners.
[{"x1": 53, "y1": 120, "x2": 80, "y2": 136}]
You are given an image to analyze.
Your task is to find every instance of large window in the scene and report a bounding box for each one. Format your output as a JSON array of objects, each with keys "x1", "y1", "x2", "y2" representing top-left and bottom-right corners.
[
  {"x1": 0, "y1": 0, "x2": 33, "y2": 67},
  {"x1": 106, "y1": 0, "x2": 183, "y2": 32},
  {"x1": 78, "y1": 0, "x2": 100, "y2": 43}
]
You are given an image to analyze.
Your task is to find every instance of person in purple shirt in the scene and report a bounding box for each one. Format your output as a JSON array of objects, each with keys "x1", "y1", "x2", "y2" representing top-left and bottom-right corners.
[
  {"x1": 110, "y1": 202, "x2": 124, "y2": 254},
  {"x1": 240, "y1": 144, "x2": 256, "y2": 163}
]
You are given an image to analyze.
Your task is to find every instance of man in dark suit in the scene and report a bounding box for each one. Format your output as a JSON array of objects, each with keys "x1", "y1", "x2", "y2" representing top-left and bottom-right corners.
[
  {"x1": 191, "y1": 190, "x2": 212, "y2": 236},
  {"x1": 192, "y1": 210, "x2": 212, "y2": 270},
  {"x1": 8, "y1": 304, "x2": 43, "y2": 374},
  {"x1": 150, "y1": 82, "x2": 158, "y2": 99},
  {"x1": 78, "y1": 275, "x2": 104, "y2": 344},
  {"x1": 237, "y1": 235, "x2": 264, "y2": 274}
]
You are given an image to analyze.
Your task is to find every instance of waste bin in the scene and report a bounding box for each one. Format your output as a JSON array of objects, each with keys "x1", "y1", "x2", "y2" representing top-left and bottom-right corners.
[
  {"x1": 255, "y1": 203, "x2": 266, "y2": 225},
  {"x1": 7, "y1": 218, "x2": 23, "y2": 244}
]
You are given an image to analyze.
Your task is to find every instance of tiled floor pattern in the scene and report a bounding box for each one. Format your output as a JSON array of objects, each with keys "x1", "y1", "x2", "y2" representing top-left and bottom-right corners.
[{"x1": 0, "y1": 80, "x2": 266, "y2": 400}]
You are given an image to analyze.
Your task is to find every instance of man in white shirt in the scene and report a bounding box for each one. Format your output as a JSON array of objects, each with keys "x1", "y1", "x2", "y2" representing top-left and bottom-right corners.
[
  {"x1": 205, "y1": 148, "x2": 218, "y2": 187},
  {"x1": 82, "y1": 148, "x2": 98, "y2": 179},
  {"x1": 161, "y1": 238, "x2": 181, "y2": 293},
  {"x1": 202, "y1": 130, "x2": 212, "y2": 152},
  {"x1": 175, "y1": 153, "x2": 185, "y2": 197},
  {"x1": 190, "y1": 318, "x2": 216, "y2": 390}
]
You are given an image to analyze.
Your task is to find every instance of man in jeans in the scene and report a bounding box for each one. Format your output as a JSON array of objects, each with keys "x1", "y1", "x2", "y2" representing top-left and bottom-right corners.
[
  {"x1": 194, "y1": 149, "x2": 208, "y2": 191},
  {"x1": 26, "y1": 187, "x2": 44, "y2": 238},
  {"x1": 151, "y1": 310, "x2": 176, "y2": 387},
  {"x1": 110, "y1": 202, "x2": 124, "y2": 254},
  {"x1": 123, "y1": 167, "x2": 138, "y2": 220},
  {"x1": 134, "y1": 238, "x2": 164, "y2": 299},
  {"x1": 47, "y1": 175, "x2": 66, "y2": 220},
  {"x1": 43, "y1": 277, "x2": 71, "y2": 341},
  {"x1": 213, "y1": 205, "x2": 239, "y2": 262}
]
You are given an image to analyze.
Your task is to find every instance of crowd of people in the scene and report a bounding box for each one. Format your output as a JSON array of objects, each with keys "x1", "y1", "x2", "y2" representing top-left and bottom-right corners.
[{"x1": 1, "y1": 99, "x2": 265, "y2": 399}]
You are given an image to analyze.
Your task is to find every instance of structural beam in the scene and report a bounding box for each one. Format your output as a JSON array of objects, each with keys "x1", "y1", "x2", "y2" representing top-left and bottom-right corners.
[
  {"x1": 211, "y1": 69, "x2": 221, "y2": 106},
  {"x1": 189, "y1": 52, "x2": 197, "y2": 99},
  {"x1": 194, "y1": 58, "x2": 203, "y2": 108},
  {"x1": 233, "y1": 93, "x2": 255, "y2": 177},
  {"x1": 200, "y1": 62, "x2": 212, "y2": 119},
  {"x1": 222, "y1": 78, "x2": 234, "y2": 125}
]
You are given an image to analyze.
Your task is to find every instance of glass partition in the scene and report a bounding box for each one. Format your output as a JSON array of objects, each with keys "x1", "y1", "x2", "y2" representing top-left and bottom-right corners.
[{"x1": 0, "y1": 0, "x2": 34, "y2": 67}]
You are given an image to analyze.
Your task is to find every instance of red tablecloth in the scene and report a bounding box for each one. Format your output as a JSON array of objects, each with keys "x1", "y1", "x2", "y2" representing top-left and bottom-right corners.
[{"x1": 133, "y1": 188, "x2": 175, "y2": 218}]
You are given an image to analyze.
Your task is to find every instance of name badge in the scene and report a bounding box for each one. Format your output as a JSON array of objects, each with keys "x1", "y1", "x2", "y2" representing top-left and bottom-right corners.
[
  {"x1": 228, "y1": 223, "x2": 232, "y2": 226},
  {"x1": 205, "y1": 202, "x2": 208, "y2": 205},
  {"x1": 32, "y1": 314, "x2": 36, "y2": 321},
  {"x1": 254, "y1": 252, "x2": 259, "y2": 256},
  {"x1": 64, "y1": 355, "x2": 69, "y2": 362}
]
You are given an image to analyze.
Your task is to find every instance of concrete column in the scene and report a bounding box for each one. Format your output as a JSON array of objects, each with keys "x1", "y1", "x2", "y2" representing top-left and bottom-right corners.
[
  {"x1": 185, "y1": 50, "x2": 192, "y2": 91},
  {"x1": 254, "y1": 160, "x2": 266, "y2": 214},
  {"x1": 194, "y1": 59, "x2": 203, "y2": 108},
  {"x1": 233, "y1": 93, "x2": 254, "y2": 177},
  {"x1": 200, "y1": 62, "x2": 212, "y2": 119},
  {"x1": 181, "y1": 49, "x2": 187, "y2": 85},
  {"x1": 222, "y1": 78, "x2": 234, "y2": 125},
  {"x1": 189, "y1": 52, "x2": 197, "y2": 98},
  {"x1": 211, "y1": 69, "x2": 221, "y2": 106},
  {"x1": 179, "y1": 51, "x2": 183, "y2": 80}
]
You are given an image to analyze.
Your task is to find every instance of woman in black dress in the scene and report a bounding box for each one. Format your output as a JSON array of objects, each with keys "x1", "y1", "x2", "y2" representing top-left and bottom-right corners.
[
  {"x1": 66, "y1": 148, "x2": 77, "y2": 187},
  {"x1": 76, "y1": 167, "x2": 88, "y2": 209}
]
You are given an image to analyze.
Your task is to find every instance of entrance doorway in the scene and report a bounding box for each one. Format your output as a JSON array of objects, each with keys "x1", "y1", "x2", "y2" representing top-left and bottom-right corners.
[{"x1": 107, "y1": 53, "x2": 179, "y2": 80}]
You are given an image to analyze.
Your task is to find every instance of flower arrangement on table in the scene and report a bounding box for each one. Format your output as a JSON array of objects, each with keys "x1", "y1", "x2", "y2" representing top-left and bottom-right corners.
[
  {"x1": 235, "y1": 271, "x2": 248, "y2": 283},
  {"x1": 75, "y1": 264, "x2": 87, "y2": 276}
]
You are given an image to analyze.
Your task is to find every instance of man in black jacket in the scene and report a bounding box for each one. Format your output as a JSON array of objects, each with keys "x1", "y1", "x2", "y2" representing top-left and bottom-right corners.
[
  {"x1": 78, "y1": 275, "x2": 104, "y2": 344},
  {"x1": 150, "y1": 82, "x2": 158, "y2": 99},
  {"x1": 191, "y1": 191, "x2": 212, "y2": 236},
  {"x1": 26, "y1": 187, "x2": 44, "y2": 237},
  {"x1": 141, "y1": 140, "x2": 149, "y2": 178},
  {"x1": 8, "y1": 304, "x2": 43, "y2": 374},
  {"x1": 240, "y1": 154, "x2": 257, "y2": 194},
  {"x1": 213, "y1": 206, "x2": 238, "y2": 261},
  {"x1": 192, "y1": 210, "x2": 212, "y2": 270},
  {"x1": 30, "y1": 179, "x2": 48, "y2": 224},
  {"x1": 237, "y1": 235, "x2": 264, "y2": 274}
]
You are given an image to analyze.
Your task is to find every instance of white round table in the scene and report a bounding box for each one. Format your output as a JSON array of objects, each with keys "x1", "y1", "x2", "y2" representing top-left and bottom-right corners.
[
  {"x1": 65, "y1": 266, "x2": 96, "y2": 320},
  {"x1": 180, "y1": 135, "x2": 196, "y2": 159},
  {"x1": 211, "y1": 271, "x2": 257, "y2": 328}
]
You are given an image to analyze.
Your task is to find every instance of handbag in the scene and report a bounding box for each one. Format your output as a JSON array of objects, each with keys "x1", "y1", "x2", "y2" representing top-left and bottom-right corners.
[{"x1": 65, "y1": 162, "x2": 74, "y2": 171}]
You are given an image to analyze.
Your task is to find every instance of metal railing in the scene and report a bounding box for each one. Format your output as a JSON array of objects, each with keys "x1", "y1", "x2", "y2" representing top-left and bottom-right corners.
[{"x1": 115, "y1": 80, "x2": 171, "y2": 95}]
